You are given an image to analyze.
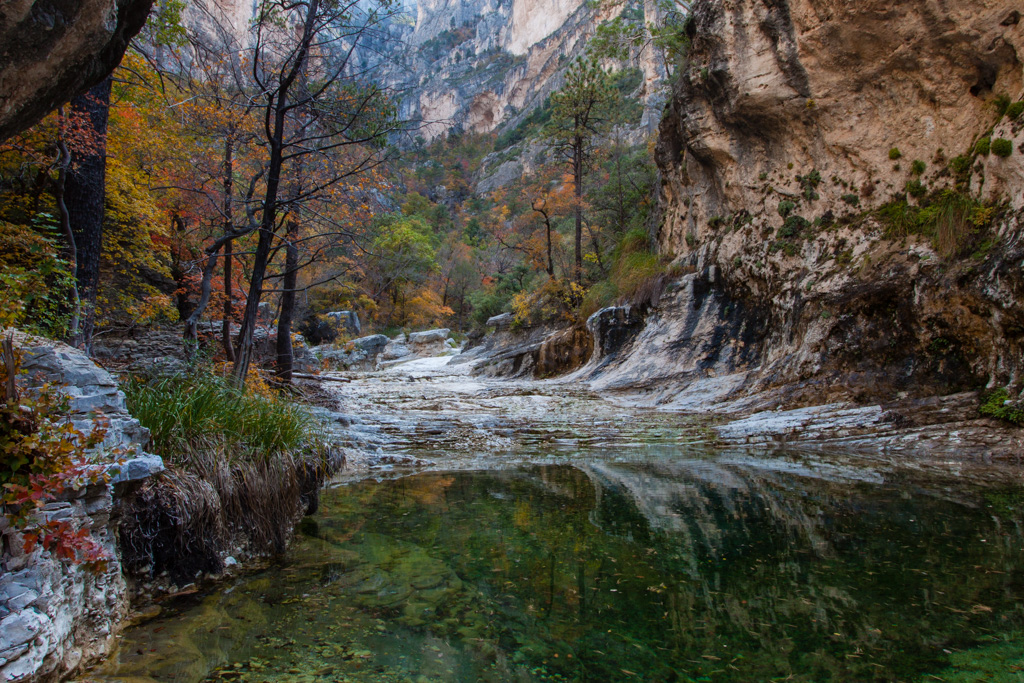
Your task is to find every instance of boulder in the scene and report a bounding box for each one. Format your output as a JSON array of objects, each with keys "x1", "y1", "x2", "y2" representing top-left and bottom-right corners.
[
  {"x1": 326, "y1": 310, "x2": 361, "y2": 336},
  {"x1": 0, "y1": 0, "x2": 154, "y2": 141},
  {"x1": 408, "y1": 328, "x2": 450, "y2": 345},
  {"x1": 311, "y1": 334, "x2": 390, "y2": 371},
  {"x1": 486, "y1": 313, "x2": 513, "y2": 329}
]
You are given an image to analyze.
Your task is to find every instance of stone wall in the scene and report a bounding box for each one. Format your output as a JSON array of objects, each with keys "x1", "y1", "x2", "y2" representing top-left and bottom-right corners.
[{"x1": 0, "y1": 332, "x2": 162, "y2": 682}]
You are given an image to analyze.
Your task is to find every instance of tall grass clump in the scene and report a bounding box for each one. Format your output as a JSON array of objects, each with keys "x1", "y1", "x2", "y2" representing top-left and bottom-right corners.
[
  {"x1": 120, "y1": 374, "x2": 334, "y2": 576},
  {"x1": 124, "y1": 374, "x2": 325, "y2": 464},
  {"x1": 581, "y1": 228, "x2": 670, "y2": 316},
  {"x1": 876, "y1": 190, "x2": 999, "y2": 258}
]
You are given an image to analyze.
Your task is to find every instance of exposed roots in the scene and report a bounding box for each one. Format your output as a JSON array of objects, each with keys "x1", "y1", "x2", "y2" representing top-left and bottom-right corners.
[{"x1": 117, "y1": 448, "x2": 337, "y2": 585}]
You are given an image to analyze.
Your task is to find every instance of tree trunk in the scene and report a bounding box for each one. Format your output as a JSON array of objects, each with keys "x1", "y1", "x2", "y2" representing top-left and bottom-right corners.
[
  {"x1": 64, "y1": 76, "x2": 112, "y2": 349},
  {"x1": 222, "y1": 132, "x2": 236, "y2": 362},
  {"x1": 54, "y1": 135, "x2": 80, "y2": 340},
  {"x1": 231, "y1": 0, "x2": 320, "y2": 385},
  {"x1": 183, "y1": 246, "x2": 223, "y2": 354},
  {"x1": 223, "y1": 240, "x2": 236, "y2": 361},
  {"x1": 573, "y1": 135, "x2": 584, "y2": 286},
  {"x1": 276, "y1": 219, "x2": 299, "y2": 382}
]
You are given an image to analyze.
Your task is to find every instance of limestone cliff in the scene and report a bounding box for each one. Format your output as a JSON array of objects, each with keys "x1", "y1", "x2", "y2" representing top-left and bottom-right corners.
[
  {"x1": 576, "y1": 0, "x2": 1024, "y2": 443},
  {"x1": 0, "y1": 0, "x2": 154, "y2": 140},
  {"x1": 372, "y1": 0, "x2": 666, "y2": 141}
]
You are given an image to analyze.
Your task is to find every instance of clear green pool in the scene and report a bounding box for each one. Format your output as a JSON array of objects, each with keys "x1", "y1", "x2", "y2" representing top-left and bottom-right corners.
[{"x1": 88, "y1": 454, "x2": 1024, "y2": 682}]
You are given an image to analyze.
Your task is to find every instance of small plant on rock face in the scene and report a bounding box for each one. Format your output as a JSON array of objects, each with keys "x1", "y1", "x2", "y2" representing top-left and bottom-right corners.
[
  {"x1": 979, "y1": 387, "x2": 1023, "y2": 425},
  {"x1": 1008, "y1": 101, "x2": 1024, "y2": 121},
  {"x1": 975, "y1": 137, "x2": 991, "y2": 156},
  {"x1": 777, "y1": 215, "x2": 809, "y2": 239},
  {"x1": 889, "y1": 147, "x2": 902, "y2": 160},
  {"x1": 841, "y1": 193, "x2": 860, "y2": 207},
  {"x1": 685, "y1": 232, "x2": 697, "y2": 248},
  {"x1": 911, "y1": 160, "x2": 926, "y2": 175},
  {"x1": 777, "y1": 200, "x2": 796, "y2": 218},
  {"x1": 992, "y1": 138, "x2": 1013, "y2": 157},
  {"x1": 993, "y1": 94, "x2": 1011, "y2": 118},
  {"x1": 905, "y1": 179, "x2": 927, "y2": 198}
]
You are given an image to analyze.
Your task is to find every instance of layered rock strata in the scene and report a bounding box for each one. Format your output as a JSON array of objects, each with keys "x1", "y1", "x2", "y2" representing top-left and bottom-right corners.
[{"x1": 0, "y1": 332, "x2": 162, "y2": 682}]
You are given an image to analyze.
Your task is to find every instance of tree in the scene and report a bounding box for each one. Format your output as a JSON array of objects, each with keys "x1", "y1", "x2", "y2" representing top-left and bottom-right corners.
[
  {"x1": 64, "y1": 77, "x2": 114, "y2": 349},
  {"x1": 227, "y1": 0, "x2": 400, "y2": 383},
  {"x1": 589, "y1": 0, "x2": 691, "y2": 77},
  {"x1": 546, "y1": 58, "x2": 615, "y2": 285}
]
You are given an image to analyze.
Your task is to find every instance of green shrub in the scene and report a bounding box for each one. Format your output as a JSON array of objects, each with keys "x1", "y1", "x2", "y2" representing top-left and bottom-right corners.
[
  {"x1": 1008, "y1": 101, "x2": 1024, "y2": 121},
  {"x1": 124, "y1": 374, "x2": 326, "y2": 464},
  {"x1": 979, "y1": 388, "x2": 1023, "y2": 425},
  {"x1": 905, "y1": 179, "x2": 927, "y2": 198},
  {"x1": 841, "y1": 193, "x2": 860, "y2": 206},
  {"x1": 993, "y1": 94, "x2": 1011, "y2": 118},
  {"x1": 777, "y1": 200, "x2": 796, "y2": 218},
  {"x1": 0, "y1": 220, "x2": 76, "y2": 338},
  {"x1": 949, "y1": 154, "x2": 974, "y2": 185},
  {"x1": 777, "y1": 215, "x2": 809, "y2": 239},
  {"x1": 888, "y1": 147, "x2": 902, "y2": 160},
  {"x1": 974, "y1": 136, "x2": 991, "y2": 156},
  {"x1": 911, "y1": 160, "x2": 926, "y2": 175},
  {"x1": 992, "y1": 138, "x2": 1013, "y2": 157}
]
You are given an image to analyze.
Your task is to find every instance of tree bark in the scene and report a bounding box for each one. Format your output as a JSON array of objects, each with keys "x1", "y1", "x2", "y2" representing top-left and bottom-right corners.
[
  {"x1": 275, "y1": 219, "x2": 299, "y2": 382},
  {"x1": 53, "y1": 129, "x2": 80, "y2": 340},
  {"x1": 222, "y1": 132, "x2": 236, "y2": 362},
  {"x1": 573, "y1": 134, "x2": 584, "y2": 286},
  {"x1": 64, "y1": 76, "x2": 112, "y2": 349},
  {"x1": 183, "y1": 246, "x2": 223, "y2": 353}
]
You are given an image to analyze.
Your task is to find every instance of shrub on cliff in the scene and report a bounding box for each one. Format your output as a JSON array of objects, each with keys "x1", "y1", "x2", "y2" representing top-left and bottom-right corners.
[
  {"x1": 979, "y1": 388, "x2": 1023, "y2": 425},
  {"x1": 991, "y1": 138, "x2": 1013, "y2": 158},
  {"x1": 877, "y1": 190, "x2": 998, "y2": 258}
]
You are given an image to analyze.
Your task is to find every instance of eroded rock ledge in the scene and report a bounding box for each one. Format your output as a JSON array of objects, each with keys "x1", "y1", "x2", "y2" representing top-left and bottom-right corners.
[
  {"x1": 0, "y1": 0, "x2": 154, "y2": 140},
  {"x1": 1, "y1": 332, "x2": 162, "y2": 683}
]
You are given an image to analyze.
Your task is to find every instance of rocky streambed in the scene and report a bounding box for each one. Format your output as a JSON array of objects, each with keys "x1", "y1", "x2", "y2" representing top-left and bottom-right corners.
[{"x1": 78, "y1": 349, "x2": 1024, "y2": 683}]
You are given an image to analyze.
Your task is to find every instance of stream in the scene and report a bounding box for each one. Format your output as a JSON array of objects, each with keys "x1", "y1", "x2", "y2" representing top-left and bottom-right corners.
[{"x1": 83, "y1": 356, "x2": 1024, "y2": 682}]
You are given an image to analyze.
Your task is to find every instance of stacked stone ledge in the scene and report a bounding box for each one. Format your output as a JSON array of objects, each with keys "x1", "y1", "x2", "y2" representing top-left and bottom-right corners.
[{"x1": 1, "y1": 331, "x2": 163, "y2": 682}]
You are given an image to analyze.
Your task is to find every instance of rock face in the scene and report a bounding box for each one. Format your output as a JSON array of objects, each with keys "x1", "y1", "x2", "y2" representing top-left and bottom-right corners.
[
  {"x1": 616, "y1": 0, "x2": 1024, "y2": 421},
  {"x1": 657, "y1": 0, "x2": 1024, "y2": 249},
  {"x1": 0, "y1": 0, "x2": 154, "y2": 140},
  {"x1": 1, "y1": 332, "x2": 162, "y2": 682},
  {"x1": 361, "y1": 0, "x2": 666, "y2": 142}
]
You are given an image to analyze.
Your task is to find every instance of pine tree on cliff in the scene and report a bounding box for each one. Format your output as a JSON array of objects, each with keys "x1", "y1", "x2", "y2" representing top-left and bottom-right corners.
[{"x1": 546, "y1": 58, "x2": 614, "y2": 286}]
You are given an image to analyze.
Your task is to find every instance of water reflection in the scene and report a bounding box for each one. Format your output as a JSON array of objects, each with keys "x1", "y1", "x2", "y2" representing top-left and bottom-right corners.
[{"x1": 88, "y1": 454, "x2": 1024, "y2": 682}]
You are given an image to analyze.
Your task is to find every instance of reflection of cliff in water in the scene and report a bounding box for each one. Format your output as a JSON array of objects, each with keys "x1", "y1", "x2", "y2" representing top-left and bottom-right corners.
[{"x1": 544, "y1": 457, "x2": 1024, "y2": 680}]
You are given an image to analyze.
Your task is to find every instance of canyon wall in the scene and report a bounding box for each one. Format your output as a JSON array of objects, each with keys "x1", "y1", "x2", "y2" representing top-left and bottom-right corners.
[
  {"x1": 573, "y1": 0, "x2": 1024, "y2": 446},
  {"x1": 372, "y1": 0, "x2": 666, "y2": 141}
]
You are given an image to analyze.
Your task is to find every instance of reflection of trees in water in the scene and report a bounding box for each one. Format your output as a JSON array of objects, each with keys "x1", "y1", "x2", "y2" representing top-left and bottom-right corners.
[{"x1": 564, "y1": 460, "x2": 1024, "y2": 680}]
